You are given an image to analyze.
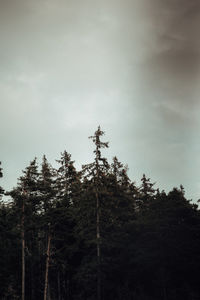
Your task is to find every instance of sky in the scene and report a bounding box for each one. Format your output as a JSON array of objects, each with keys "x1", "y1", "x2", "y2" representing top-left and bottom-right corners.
[{"x1": 1, "y1": 0, "x2": 200, "y2": 201}]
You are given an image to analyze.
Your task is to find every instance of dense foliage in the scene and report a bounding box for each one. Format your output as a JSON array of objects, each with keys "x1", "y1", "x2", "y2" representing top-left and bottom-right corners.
[{"x1": 0, "y1": 127, "x2": 200, "y2": 300}]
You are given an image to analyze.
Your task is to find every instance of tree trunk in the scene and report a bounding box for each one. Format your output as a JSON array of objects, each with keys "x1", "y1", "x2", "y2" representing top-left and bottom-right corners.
[
  {"x1": 47, "y1": 283, "x2": 51, "y2": 300},
  {"x1": 44, "y1": 229, "x2": 51, "y2": 300},
  {"x1": 96, "y1": 189, "x2": 101, "y2": 300},
  {"x1": 67, "y1": 277, "x2": 70, "y2": 300},
  {"x1": 57, "y1": 270, "x2": 61, "y2": 300},
  {"x1": 22, "y1": 195, "x2": 25, "y2": 300},
  {"x1": 30, "y1": 231, "x2": 35, "y2": 300}
]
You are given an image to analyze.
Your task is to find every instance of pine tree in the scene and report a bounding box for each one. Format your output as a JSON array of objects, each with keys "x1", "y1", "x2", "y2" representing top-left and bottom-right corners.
[
  {"x1": 137, "y1": 174, "x2": 156, "y2": 210},
  {"x1": 56, "y1": 150, "x2": 79, "y2": 206},
  {"x1": 79, "y1": 126, "x2": 109, "y2": 300},
  {"x1": 0, "y1": 162, "x2": 4, "y2": 199},
  {"x1": 9, "y1": 158, "x2": 40, "y2": 300},
  {"x1": 0, "y1": 200, "x2": 21, "y2": 298},
  {"x1": 100, "y1": 156, "x2": 137, "y2": 299},
  {"x1": 52, "y1": 151, "x2": 80, "y2": 299},
  {"x1": 38, "y1": 155, "x2": 56, "y2": 213},
  {"x1": 37, "y1": 156, "x2": 56, "y2": 299}
]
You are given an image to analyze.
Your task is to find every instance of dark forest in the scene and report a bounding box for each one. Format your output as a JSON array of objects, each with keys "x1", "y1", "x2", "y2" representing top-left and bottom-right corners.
[{"x1": 0, "y1": 127, "x2": 200, "y2": 300}]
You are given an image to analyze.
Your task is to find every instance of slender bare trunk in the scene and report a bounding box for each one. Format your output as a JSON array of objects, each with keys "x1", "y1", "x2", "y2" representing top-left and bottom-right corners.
[
  {"x1": 22, "y1": 196, "x2": 25, "y2": 300},
  {"x1": 48, "y1": 283, "x2": 51, "y2": 300},
  {"x1": 44, "y1": 229, "x2": 51, "y2": 300},
  {"x1": 57, "y1": 270, "x2": 61, "y2": 300},
  {"x1": 96, "y1": 189, "x2": 101, "y2": 300},
  {"x1": 67, "y1": 278, "x2": 70, "y2": 300},
  {"x1": 30, "y1": 231, "x2": 35, "y2": 300}
]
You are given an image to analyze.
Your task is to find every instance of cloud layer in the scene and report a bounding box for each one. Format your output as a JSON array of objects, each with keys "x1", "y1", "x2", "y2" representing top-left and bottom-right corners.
[{"x1": 0, "y1": 0, "x2": 200, "y2": 200}]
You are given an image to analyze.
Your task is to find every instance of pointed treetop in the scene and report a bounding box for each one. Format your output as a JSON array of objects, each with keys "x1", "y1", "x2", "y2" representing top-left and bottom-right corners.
[
  {"x1": 19, "y1": 158, "x2": 39, "y2": 192},
  {"x1": 0, "y1": 162, "x2": 4, "y2": 197},
  {"x1": 0, "y1": 162, "x2": 2, "y2": 178},
  {"x1": 89, "y1": 126, "x2": 109, "y2": 149},
  {"x1": 140, "y1": 174, "x2": 156, "y2": 197}
]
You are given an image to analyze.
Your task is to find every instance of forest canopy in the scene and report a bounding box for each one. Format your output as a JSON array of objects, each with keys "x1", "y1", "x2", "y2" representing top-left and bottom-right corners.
[{"x1": 0, "y1": 127, "x2": 200, "y2": 300}]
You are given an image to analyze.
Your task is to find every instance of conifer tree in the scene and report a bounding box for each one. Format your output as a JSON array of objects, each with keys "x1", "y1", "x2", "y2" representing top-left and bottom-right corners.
[
  {"x1": 37, "y1": 156, "x2": 56, "y2": 299},
  {"x1": 137, "y1": 174, "x2": 156, "y2": 210},
  {"x1": 53, "y1": 151, "x2": 80, "y2": 299},
  {"x1": 56, "y1": 151, "x2": 79, "y2": 205},
  {"x1": 0, "y1": 200, "x2": 21, "y2": 298},
  {"x1": 38, "y1": 155, "x2": 56, "y2": 213},
  {"x1": 0, "y1": 162, "x2": 4, "y2": 199},
  {"x1": 80, "y1": 126, "x2": 109, "y2": 300},
  {"x1": 9, "y1": 158, "x2": 40, "y2": 300}
]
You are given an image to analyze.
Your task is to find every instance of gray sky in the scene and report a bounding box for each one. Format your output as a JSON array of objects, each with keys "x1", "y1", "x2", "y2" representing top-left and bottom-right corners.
[{"x1": 1, "y1": 0, "x2": 200, "y2": 201}]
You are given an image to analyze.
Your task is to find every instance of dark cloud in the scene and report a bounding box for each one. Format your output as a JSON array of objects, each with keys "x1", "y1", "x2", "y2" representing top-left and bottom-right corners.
[{"x1": 148, "y1": 0, "x2": 200, "y2": 79}]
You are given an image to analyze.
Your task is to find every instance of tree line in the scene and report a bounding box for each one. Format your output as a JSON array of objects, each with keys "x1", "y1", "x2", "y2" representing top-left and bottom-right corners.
[{"x1": 0, "y1": 127, "x2": 200, "y2": 300}]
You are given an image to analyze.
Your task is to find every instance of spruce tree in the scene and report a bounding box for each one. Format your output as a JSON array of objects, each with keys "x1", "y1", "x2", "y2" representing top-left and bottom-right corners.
[
  {"x1": 79, "y1": 126, "x2": 109, "y2": 300},
  {"x1": 0, "y1": 162, "x2": 4, "y2": 199},
  {"x1": 53, "y1": 151, "x2": 80, "y2": 299},
  {"x1": 37, "y1": 156, "x2": 56, "y2": 300},
  {"x1": 9, "y1": 158, "x2": 40, "y2": 300},
  {"x1": 55, "y1": 151, "x2": 79, "y2": 205},
  {"x1": 38, "y1": 155, "x2": 56, "y2": 213},
  {"x1": 137, "y1": 174, "x2": 156, "y2": 210},
  {"x1": 101, "y1": 156, "x2": 137, "y2": 299}
]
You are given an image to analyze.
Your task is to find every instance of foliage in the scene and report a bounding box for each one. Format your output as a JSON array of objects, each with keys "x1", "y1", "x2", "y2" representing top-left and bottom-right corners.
[{"x1": 0, "y1": 128, "x2": 200, "y2": 300}]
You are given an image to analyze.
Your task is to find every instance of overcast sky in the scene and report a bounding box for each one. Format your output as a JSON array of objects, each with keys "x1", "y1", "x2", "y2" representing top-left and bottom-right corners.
[{"x1": 1, "y1": 0, "x2": 200, "y2": 201}]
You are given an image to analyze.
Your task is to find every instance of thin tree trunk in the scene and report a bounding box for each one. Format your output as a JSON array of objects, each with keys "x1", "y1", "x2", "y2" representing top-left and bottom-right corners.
[
  {"x1": 95, "y1": 144, "x2": 101, "y2": 300},
  {"x1": 44, "y1": 229, "x2": 51, "y2": 300},
  {"x1": 22, "y1": 195, "x2": 25, "y2": 300},
  {"x1": 57, "y1": 270, "x2": 61, "y2": 300},
  {"x1": 48, "y1": 283, "x2": 51, "y2": 300},
  {"x1": 30, "y1": 231, "x2": 35, "y2": 300},
  {"x1": 63, "y1": 279, "x2": 66, "y2": 300},
  {"x1": 91, "y1": 127, "x2": 108, "y2": 300},
  {"x1": 96, "y1": 189, "x2": 101, "y2": 300},
  {"x1": 67, "y1": 277, "x2": 70, "y2": 300}
]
